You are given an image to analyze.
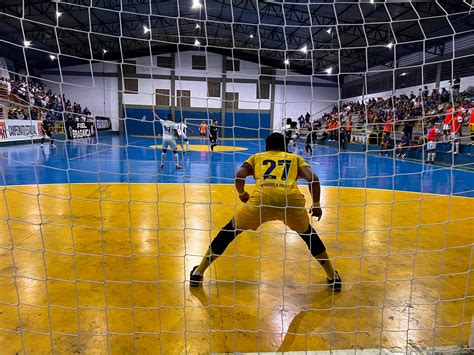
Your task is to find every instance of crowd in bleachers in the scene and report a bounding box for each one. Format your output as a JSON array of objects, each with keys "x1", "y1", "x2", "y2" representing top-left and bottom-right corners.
[
  {"x1": 292, "y1": 82, "x2": 473, "y2": 146},
  {"x1": 0, "y1": 76, "x2": 92, "y2": 122},
  {"x1": 284, "y1": 80, "x2": 473, "y2": 162}
]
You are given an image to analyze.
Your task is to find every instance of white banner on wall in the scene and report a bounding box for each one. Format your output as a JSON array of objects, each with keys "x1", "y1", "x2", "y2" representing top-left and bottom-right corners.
[{"x1": 0, "y1": 119, "x2": 43, "y2": 142}]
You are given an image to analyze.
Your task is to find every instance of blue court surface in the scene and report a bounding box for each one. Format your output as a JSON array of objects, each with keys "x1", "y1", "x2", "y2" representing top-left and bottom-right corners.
[{"x1": 1, "y1": 134, "x2": 473, "y2": 198}]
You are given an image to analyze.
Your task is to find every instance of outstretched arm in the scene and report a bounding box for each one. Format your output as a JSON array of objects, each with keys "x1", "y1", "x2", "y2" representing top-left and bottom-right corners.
[
  {"x1": 153, "y1": 113, "x2": 163, "y2": 122},
  {"x1": 298, "y1": 165, "x2": 322, "y2": 220},
  {"x1": 235, "y1": 165, "x2": 251, "y2": 203}
]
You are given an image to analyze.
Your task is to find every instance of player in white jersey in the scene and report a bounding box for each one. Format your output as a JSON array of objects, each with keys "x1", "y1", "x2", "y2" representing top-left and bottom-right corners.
[
  {"x1": 176, "y1": 121, "x2": 192, "y2": 154},
  {"x1": 154, "y1": 113, "x2": 182, "y2": 169}
]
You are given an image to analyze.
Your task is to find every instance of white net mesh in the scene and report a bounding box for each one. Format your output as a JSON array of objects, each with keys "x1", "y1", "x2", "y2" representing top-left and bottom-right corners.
[{"x1": 0, "y1": 0, "x2": 473, "y2": 353}]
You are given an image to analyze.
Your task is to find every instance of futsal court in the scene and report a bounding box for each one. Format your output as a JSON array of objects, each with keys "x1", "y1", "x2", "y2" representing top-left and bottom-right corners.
[
  {"x1": 1, "y1": 135, "x2": 472, "y2": 353},
  {"x1": 1, "y1": 0, "x2": 474, "y2": 353}
]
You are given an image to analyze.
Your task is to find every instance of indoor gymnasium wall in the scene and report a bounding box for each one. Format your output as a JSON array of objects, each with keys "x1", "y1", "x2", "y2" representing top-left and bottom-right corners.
[
  {"x1": 41, "y1": 62, "x2": 120, "y2": 130},
  {"x1": 342, "y1": 74, "x2": 474, "y2": 104},
  {"x1": 273, "y1": 81, "x2": 339, "y2": 130},
  {"x1": 39, "y1": 51, "x2": 338, "y2": 138}
]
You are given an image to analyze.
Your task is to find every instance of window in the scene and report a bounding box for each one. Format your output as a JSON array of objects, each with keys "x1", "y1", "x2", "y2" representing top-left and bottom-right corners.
[
  {"x1": 124, "y1": 79, "x2": 138, "y2": 94},
  {"x1": 225, "y1": 59, "x2": 240, "y2": 72},
  {"x1": 157, "y1": 56, "x2": 173, "y2": 69},
  {"x1": 257, "y1": 81, "x2": 270, "y2": 100},
  {"x1": 155, "y1": 89, "x2": 170, "y2": 106},
  {"x1": 208, "y1": 81, "x2": 221, "y2": 98},
  {"x1": 225, "y1": 92, "x2": 239, "y2": 109},
  {"x1": 123, "y1": 60, "x2": 138, "y2": 93},
  {"x1": 261, "y1": 67, "x2": 275, "y2": 76},
  {"x1": 192, "y1": 56, "x2": 206, "y2": 70},
  {"x1": 122, "y1": 60, "x2": 136, "y2": 76},
  {"x1": 177, "y1": 90, "x2": 191, "y2": 108}
]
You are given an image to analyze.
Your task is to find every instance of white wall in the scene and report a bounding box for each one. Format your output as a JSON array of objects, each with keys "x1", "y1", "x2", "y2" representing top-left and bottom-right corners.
[
  {"x1": 343, "y1": 75, "x2": 474, "y2": 104},
  {"x1": 42, "y1": 62, "x2": 120, "y2": 131},
  {"x1": 273, "y1": 83, "x2": 339, "y2": 130},
  {"x1": 38, "y1": 52, "x2": 341, "y2": 132}
]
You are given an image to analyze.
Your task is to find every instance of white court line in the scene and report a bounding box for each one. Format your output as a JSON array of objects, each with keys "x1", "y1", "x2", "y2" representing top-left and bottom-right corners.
[{"x1": 231, "y1": 345, "x2": 470, "y2": 354}]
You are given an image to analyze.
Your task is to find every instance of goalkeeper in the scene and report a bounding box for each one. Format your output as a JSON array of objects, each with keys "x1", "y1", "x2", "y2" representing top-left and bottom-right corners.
[{"x1": 190, "y1": 132, "x2": 341, "y2": 291}]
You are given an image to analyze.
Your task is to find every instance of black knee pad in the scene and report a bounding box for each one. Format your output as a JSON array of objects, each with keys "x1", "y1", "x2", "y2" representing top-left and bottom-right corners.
[
  {"x1": 162, "y1": 149, "x2": 167, "y2": 153},
  {"x1": 299, "y1": 225, "x2": 326, "y2": 256},
  {"x1": 210, "y1": 220, "x2": 239, "y2": 255}
]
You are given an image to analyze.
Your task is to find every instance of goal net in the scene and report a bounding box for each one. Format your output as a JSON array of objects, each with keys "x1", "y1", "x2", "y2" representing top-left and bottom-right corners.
[{"x1": 0, "y1": 0, "x2": 473, "y2": 353}]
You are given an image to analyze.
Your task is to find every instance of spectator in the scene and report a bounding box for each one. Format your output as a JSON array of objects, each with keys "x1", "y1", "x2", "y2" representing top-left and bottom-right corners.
[
  {"x1": 379, "y1": 133, "x2": 394, "y2": 156},
  {"x1": 452, "y1": 77, "x2": 461, "y2": 96},
  {"x1": 345, "y1": 118, "x2": 352, "y2": 143},
  {"x1": 443, "y1": 104, "x2": 453, "y2": 142},
  {"x1": 448, "y1": 103, "x2": 463, "y2": 154},
  {"x1": 383, "y1": 116, "x2": 393, "y2": 138},
  {"x1": 297, "y1": 114, "x2": 304, "y2": 128},
  {"x1": 395, "y1": 131, "x2": 409, "y2": 159},
  {"x1": 425, "y1": 122, "x2": 441, "y2": 164},
  {"x1": 402, "y1": 119, "x2": 414, "y2": 141},
  {"x1": 469, "y1": 100, "x2": 474, "y2": 144}
]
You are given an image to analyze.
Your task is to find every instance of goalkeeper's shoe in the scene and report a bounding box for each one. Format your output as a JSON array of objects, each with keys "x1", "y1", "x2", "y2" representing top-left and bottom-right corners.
[
  {"x1": 328, "y1": 271, "x2": 342, "y2": 292},
  {"x1": 190, "y1": 266, "x2": 203, "y2": 287}
]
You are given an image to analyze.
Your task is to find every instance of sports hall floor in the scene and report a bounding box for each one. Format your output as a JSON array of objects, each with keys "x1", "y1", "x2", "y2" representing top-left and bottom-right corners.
[{"x1": 0, "y1": 134, "x2": 472, "y2": 353}]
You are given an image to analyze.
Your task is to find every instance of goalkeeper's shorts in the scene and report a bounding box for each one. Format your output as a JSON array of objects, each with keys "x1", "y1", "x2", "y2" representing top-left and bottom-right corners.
[{"x1": 234, "y1": 192, "x2": 309, "y2": 233}]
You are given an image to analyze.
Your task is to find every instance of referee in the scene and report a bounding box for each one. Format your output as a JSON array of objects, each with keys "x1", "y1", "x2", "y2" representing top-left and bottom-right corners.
[
  {"x1": 209, "y1": 120, "x2": 218, "y2": 151},
  {"x1": 40, "y1": 115, "x2": 56, "y2": 148}
]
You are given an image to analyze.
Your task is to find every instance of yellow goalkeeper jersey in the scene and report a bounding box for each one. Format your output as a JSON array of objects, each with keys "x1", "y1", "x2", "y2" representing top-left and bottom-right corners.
[{"x1": 243, "y1": 151, "x2": 309, "y2": 197}]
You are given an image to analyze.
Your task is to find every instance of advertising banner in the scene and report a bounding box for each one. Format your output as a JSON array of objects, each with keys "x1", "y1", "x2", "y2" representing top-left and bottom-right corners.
[
  {"x1": 0, "y1": 119, "x2": 43, "y2": 142},
  {"x1": 95, "y1": 116, "x2": 111, "y2": 131},
  {"x1": 65, "y1": 121, "x2": 96, "y2": 139}
]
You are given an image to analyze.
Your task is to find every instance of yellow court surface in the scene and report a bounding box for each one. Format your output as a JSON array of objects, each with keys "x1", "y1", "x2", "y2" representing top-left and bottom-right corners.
[{"x1": 0, "y1": 183, "x2": 472, "y2": 353}]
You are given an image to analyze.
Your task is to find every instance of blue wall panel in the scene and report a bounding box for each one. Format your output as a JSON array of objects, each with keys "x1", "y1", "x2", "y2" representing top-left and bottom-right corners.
[
  {"x1": 124, "y1": 107, "x2": 270, "y2": 138},
  {"x1": 224, "y1": 112, "x2": 271, "y2": 138}
]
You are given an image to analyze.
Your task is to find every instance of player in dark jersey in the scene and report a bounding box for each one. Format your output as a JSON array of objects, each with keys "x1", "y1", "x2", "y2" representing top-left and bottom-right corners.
[
  {"x1": 41, "y1": 115, "x2": 55, "y2": 148},
  {"x1": 209, "y1": 120, "x2": 218, "y2": 151},
  {"x1": 305, "y1": 127, "x2": 318, "y2": 156}
]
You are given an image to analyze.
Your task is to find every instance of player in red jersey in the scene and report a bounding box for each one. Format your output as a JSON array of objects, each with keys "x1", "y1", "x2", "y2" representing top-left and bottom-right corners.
[
  {"x1": 449, "y1": 104, "x2": 464, "y2": 154},
  {"x1": 469, "y1": 101, "x2": 474, "y2": 144},
  {"x1": 426, "y1": 122, "x2": 441, "y2": 164},
  {"x1": 443, "y1": 104, "x2": 453, "y2": 142}
]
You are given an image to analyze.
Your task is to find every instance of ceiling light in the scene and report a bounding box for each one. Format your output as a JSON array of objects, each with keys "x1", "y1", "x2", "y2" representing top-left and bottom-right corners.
[
  {"x1": 284, "y1": 59, "x2": 290, "y2": 65},
  {"x1": 300, "y1": 45, "x2": 308, "y2": 54},
  {"x1": 56, "y1": 11, "x2": 62, "y2": 18},
  {"x1": 250, "y1": 34, "x2": 254, "y2": 39},
  {"x1": 369, "y1": 0, "x2": 374, "y2": 3},
  {"x1": 49, "y1": 55, "x2": 56, "y2": 60},
  {"x1": 23, "y1": 40, "x2": 31, "y2": 47},
  {"x1": 194, "y1": 39, "x2": 201, "y2": 47},
  {"x1": 192, "y1": 0, "x2": 202, "y2": 9},
  {"x1": 325, "y1": 67, "x2": 333, "y2": 74},
  {"x1": 326, "y1": 28, "x2": 332, "y2": 34},
  {"x1": 400, "y1": 72, "x2": 407, "y2": 76},
  {"x1": 195, "y1": 23, "x2": 200, "y2": 29},
  {"x1": 387, "y1": 42, "x2": 394, "y2": 49},
  {"x1": 102, "y1": 49, "x2": 108, "y2": 54},
  {"x1": 143, "y1": 25, "x2": 150, "y2": 34}
]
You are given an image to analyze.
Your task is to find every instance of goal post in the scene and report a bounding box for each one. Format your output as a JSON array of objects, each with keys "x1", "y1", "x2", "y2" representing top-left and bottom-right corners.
[
  {"x1": 0, "y1": 1, "x2": 473, "y2": 354},
  {"x1": 184, "y1": 118, "x2": 213, "y2": 137}
]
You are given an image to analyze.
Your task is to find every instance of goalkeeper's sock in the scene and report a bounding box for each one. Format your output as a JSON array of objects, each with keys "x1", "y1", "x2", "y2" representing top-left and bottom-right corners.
[
  {"x1": 161, "y1": 153, "x2": 166, "y2": 165},
  {"x1": 186, "y1": 141, "x2": 190, "y2": 151},
  {"x1": 174, "y1": 153, "x2": 180, "y2": 166}
]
